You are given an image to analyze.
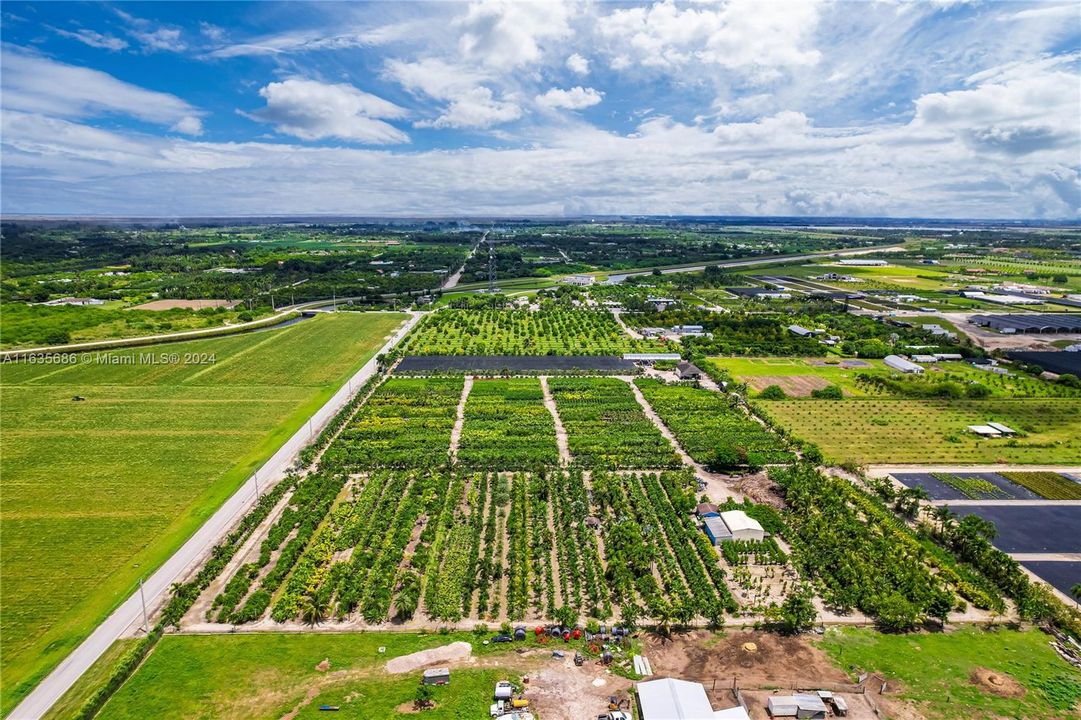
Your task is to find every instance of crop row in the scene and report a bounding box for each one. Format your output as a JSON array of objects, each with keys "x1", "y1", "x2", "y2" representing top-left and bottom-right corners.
[
  {"x1": 209, "y1": 468, "x2": 739, "y2": 627},
  {"x1": 548, "y1": 377, "x2": 681, "y2": 469},
  {"x1": 398, "y1": 308, "x2": 663, "y2": 356},
  {"x1": 999, "y1": 471, "x2": 1081, "y2": 500},
  {"x1": 322, "y1": 377, "x2": 462, "y2": 469},
  {"x1": 773, "y1": 463, "x2": 957, "y2": 631},
  {"x1": 720, "y1": 538, "x2": 789, "y2": 566},
  {"x1": 457, "y1": 379, "x2": 560, "y2": 470},
  {"x1": 634, "y1": 378, "x2": 793, "y2": 468}
]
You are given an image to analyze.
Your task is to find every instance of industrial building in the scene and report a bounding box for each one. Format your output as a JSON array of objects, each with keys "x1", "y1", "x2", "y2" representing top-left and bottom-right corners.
[
  {"x1": 563, "y1": 274, "x2": 595, "y2": 286},
  {"x1": 884, "y1": 355, "x2": 924, "y2": 374},
  {"x1": 970, "y1": 314, "x2": 1081, "y2": 334}
]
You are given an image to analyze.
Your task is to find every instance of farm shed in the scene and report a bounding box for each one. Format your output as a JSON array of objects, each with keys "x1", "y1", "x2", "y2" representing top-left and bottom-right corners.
[
  {"x1": 719, "y1": 510, "x2": 765, "y2": 541},
  {"x1": 934, "y1": 353, "x2": 963, "y2": 361},
  {"x1": 911, "y1": 354, "x2": 939, "y2": 364},
  {"x1": 647, "y1": 297, "x2": 679, "y2": 311},
  {"x1": 422, "y1": 668, "x2": 450, "y2": 685},
  {"x1": 788, "y1": 325, "x2": 812, "y2": 337},
  {"x1": 672, "y1": 325, "x2": 705, "y2": 335},
  {"x1": 837, "y1": 258, "x2": 888, "y2": 266},
  {"x1": 884, "y1": 355, "x2": 924, "y2": 374},
  {"x1": 695, "y1": 503, "x2": 719, "y2": 518},
  {"x1": 986, "y1": 422, "x2": 1016, "y2": 435},
  {"x1": 702, "y1": 516, "x2": 732, "y2": 545},
  {"x1": 637, "y1": 678, "x2": 716, "y2": 720},
  {"x1": 968, "y1": 425, "x2": 1002, "y2": 437},
  {"x1": 640, "y1": 327, "x2": 668, "y2": 337},
  {"x1": 677, "y1": 361, "x2": 704, "y2": 380},
  {"x1": 767, "y1": 694, "x2": 827, "y2": 718}
]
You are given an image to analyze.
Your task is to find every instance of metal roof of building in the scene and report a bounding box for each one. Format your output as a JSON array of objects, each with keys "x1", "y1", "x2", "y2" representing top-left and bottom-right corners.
[
  {"x1": 719, "y1": 510, "x2": 764, "y2": 535},
  {"x1": 637, "y1": 678, "x2": 716, "y2": 720}
]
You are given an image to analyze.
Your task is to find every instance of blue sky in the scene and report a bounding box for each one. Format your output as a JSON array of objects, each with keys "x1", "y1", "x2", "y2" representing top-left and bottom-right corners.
[{"x1": 1, "y1": 0, "x2": 1079, "y2": 217}]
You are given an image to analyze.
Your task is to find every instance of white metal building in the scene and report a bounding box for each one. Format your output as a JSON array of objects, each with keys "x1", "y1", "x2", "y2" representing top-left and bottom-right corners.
[
  {"x1": 718, "y1": 510, "x2": 765, "y2": 541},
  {"x1": 637, "y1": 678, "x2": 716, "y2": 720},
  {"x1": 884, "y1": 355, "x2": 924, "y2": 374}
]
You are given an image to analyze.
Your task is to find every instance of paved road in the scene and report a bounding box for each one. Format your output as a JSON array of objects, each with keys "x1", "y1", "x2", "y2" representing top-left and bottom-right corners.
[
  {"x1": 441, "y1": 233, "x2": 485, "y2": 291},
  {"x1": 0, "y1": 296, "x2": 380, "y2": 360},
  {"x1": 602, "y1": 244, "x2": 903, "y2": 283},
  {"x1": 10, "y1": 311, "x2": 423, "y2": 720}
]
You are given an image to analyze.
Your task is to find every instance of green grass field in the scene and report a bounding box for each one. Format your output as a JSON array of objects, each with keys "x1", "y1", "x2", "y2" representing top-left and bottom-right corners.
[
  {"x1": 819, "y1": 627, "x2": 1081, "y2": 719},
  {"x1": 761, "y1": 397, "x2": 1081, "y2": 464},
  {"x1": 95, "y1": 632, "x2": 527, "y2": 720},
  {"x1": 707, "y1": 357, "x2": 885, "y2": 396},
  {"x1": 0, "y1": 312, "x2": 405, "y2": 715}
]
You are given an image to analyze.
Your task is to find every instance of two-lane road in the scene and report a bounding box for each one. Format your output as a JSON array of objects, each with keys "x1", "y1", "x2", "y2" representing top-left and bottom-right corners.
[{"x1": 10, "y1": 311, "x2": 423, "y2": 720}]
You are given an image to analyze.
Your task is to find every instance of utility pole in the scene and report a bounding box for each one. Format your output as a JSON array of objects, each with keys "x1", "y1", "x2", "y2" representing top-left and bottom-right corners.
[
  {"x1": 138, "y1": 577, "x2": 149, "y2": 633},
  {"x1": 487, "y1": 232, "x2": 496, "y2": 293}
]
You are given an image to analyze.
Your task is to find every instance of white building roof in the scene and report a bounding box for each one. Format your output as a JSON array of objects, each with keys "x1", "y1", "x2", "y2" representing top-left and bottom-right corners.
[
  {"x1": 884, "y1": 354, "x2": 924, "y2": 373},
  {"x1": 968, "y1": 425, "x2": 1001, "y2": 436},
  {"x1": 624, "y1": 353, "x2": 682, "y2": 361},
  {"x1": 637, "y1": 678, "x2": 716, "y2": 720},
  {"x1": 986, "y1": 422, "x2": 1016, "y2": 434},
  {"x1": 713, "y1": 707, "x2": 751, "y2": 720},
  {"x1": 719, "y1": 510, "x2": 764, "y2": 535}
]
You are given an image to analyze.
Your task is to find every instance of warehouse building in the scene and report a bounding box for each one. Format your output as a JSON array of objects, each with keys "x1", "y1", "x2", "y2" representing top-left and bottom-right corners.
[
  {"x1": 636, "y1": 678, "x2": 750, "y2": 720},
  {"x1": 970, "y1": 314, "x2": 1081, "y2": 334},
  {"x1": 676, "y1": 361, "x2": 704, "y2": 380},
  {"x1": 703, "y1": 510, "x2": 765, "y2": 545},
  {"x1": 884, "y1": 355, "x2": 924, "y2": 374}
]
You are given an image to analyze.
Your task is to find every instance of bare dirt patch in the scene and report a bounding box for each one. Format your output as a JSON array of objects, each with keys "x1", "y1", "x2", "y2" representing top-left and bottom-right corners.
[
  {"x1": 737, "y1": 472, "x2": 787, "y2": 510},
  {"x1": 746, "y1": 375, "x2": 830, "y2": 397},
  {"x1": 643, "y1": 630, "x2": 850, "y2": 687},
  {"x1": 130, "y1": 298, "x2": 239, "y2": 310},
  {"x1": 970, "y1": 667, "x2": 1025, "y2": 699},
  {"x1": 527, "y1": 656, "x2": 633, "y2": 720},
  {"x1": 385, "y1": 641, "x2": 473, "y2": 674}
]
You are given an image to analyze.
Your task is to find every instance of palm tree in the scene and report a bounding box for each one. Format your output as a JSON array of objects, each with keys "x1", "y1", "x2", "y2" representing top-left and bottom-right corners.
[
  {"x1": 1071, "y1": 583, "x2": 1081, "y2": 608},
  {"x1": 299, "y1": 595, "x2": 327, "y2": 627}
]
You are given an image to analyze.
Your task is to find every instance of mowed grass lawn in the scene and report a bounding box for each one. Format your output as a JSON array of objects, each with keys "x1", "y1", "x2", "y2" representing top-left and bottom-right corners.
[
  {"x1": 0, "y1": 312, "x2": 405, "y2": 715},
  {"x1": 820, "y1": 627, "x2": 1081, "y2": 719},
  {"x1": 760, "y1": 397, "x2": 1081, "y2": 465},
  {"x1": 96, "y1": 632, "x2": 526, "y2": 720}
]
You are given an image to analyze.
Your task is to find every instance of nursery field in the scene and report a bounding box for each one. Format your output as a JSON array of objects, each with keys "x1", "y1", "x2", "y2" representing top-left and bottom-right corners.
[
  {"x1": 458, "y1": 378, "x2": 559, "y2": 470},
  {"x1": 321, "y1": 376, "x2": 463, "y2": 470},
  {"x1": 204, "y1": 468, "x2": 735, "y2": 627},
  {"x1": 0, "y1": 311, "x2": 406, "y2": 714},
  {"x1": 634, "y1": 378, "x2": 793, "y2": 467},
  {"x1": 547, "y1": 377, "x2": 681, "y2": 468},
  {"x1": 397, "y1": 308, "x2": 666, "y2": 355},
  {"x1": 760, "y1": 398, "x2": 1081, "y2": 465}
]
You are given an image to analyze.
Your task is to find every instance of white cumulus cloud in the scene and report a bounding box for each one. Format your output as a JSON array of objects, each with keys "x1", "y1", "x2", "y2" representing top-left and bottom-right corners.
[
  {"x1": 536, "y1": 86, "x2": 603, "y2": 110},
  {"x1": 246, "y1": 78, "x2": 409, "y2": 144},
  {"x1": 416, "y1": 86, "x2": 521, "y2": 129},
  {"x1": 565, "y1": 52, "x2": 589, "y2": 75}
]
